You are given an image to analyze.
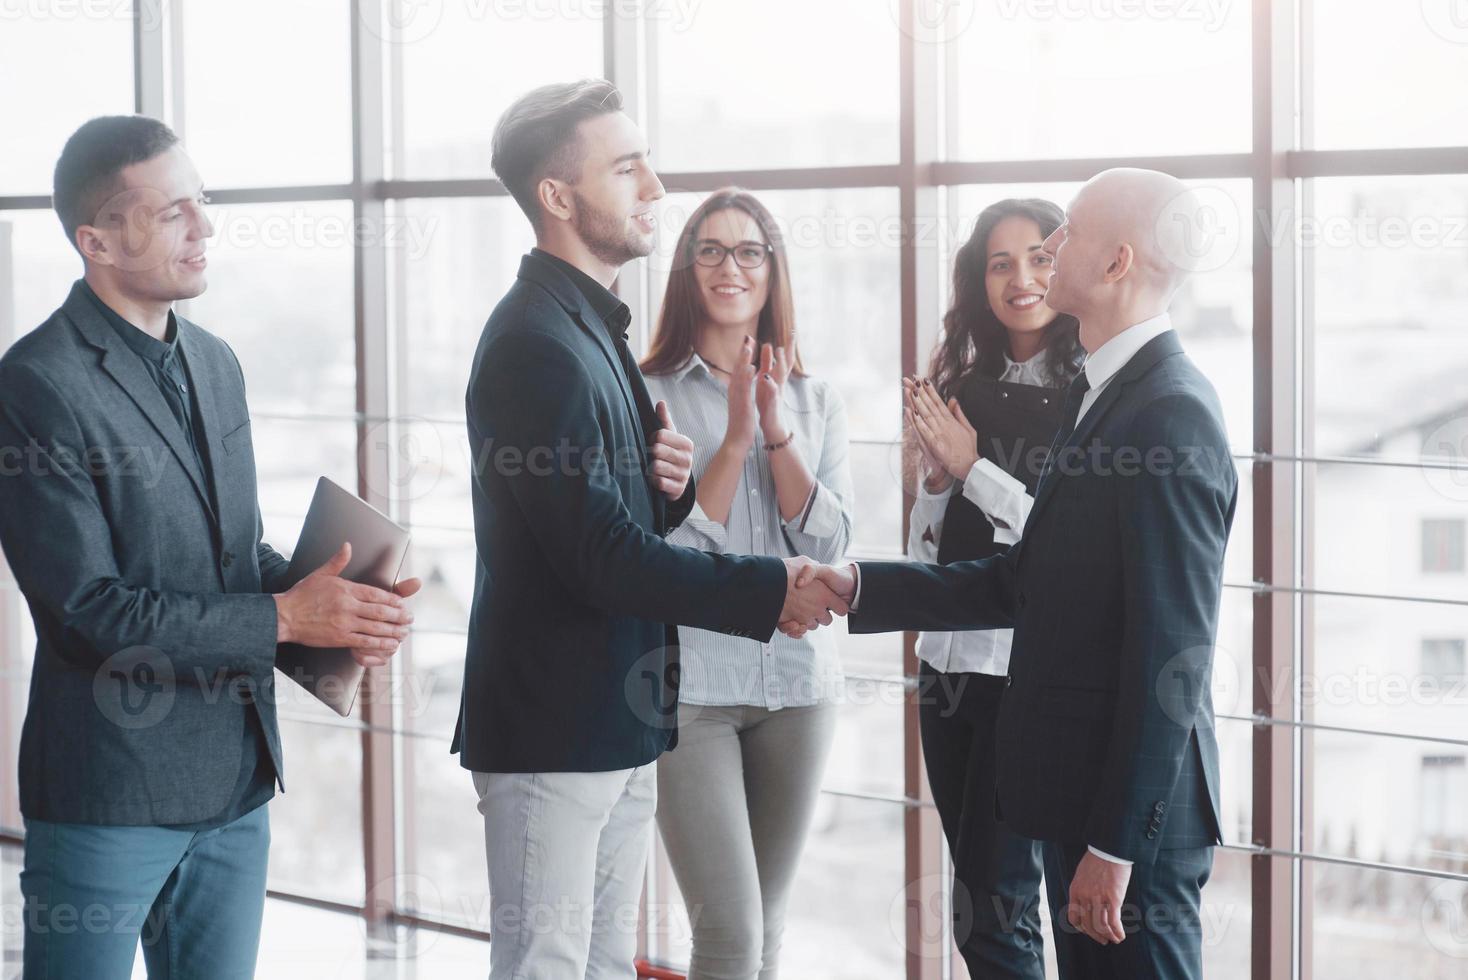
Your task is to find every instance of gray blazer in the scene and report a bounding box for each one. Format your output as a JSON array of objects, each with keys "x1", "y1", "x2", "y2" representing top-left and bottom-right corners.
[{"x1": 0, "y1": 281, "x2": 289, "y2": 825}]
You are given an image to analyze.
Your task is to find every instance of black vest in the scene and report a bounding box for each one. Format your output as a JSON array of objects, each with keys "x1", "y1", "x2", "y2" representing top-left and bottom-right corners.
[{"x1": 935, "y1": 375, "x2": 1066, "y2": 565}]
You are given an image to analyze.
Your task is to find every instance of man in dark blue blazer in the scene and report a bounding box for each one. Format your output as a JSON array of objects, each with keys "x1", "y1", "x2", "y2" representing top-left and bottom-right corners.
[
  {"x1": 452, "y1": 80, "x2": 846, "y2": 978},
  {"x1": 799, "y1": 169, "x2": 1238, "y2": 979},
  {"x1": 0, "y1": 117, "x2": 419, "y2": 978}
]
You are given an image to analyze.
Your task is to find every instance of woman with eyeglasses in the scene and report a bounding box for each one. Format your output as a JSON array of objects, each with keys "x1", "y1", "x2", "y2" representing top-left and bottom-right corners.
[
  {"x1": 906, "y1": 197, "x2": 1083, "y2": 978},
  {"x1": 642, "y1": 187, "x2": 853, "y2": 980}
]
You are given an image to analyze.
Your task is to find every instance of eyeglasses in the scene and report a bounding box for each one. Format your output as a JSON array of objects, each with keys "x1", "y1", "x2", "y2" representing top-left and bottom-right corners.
[{"x1": 692, "y1": 241, "x2": 774, "y2": 269}]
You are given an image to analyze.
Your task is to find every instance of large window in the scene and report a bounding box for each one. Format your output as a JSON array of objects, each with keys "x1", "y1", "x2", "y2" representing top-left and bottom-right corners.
[
  {"x1": 180, "y1": 0, "x2": 353, "y2": 187},
  {"x1": 646, "y1": 0, "x2": 899, "y2": 171},
  {"x1": 948, "y1": 2, "x2": 1252, "y2": 160},
  {"x1": 2, "y1": 1, "x2": 1467, "y2": 976},
  {"x1": 0, "y1": 2, "x2": 134, "y2": 194}
]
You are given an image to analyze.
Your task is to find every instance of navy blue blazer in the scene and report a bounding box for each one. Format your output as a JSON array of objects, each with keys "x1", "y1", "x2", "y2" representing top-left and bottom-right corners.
[
  {"x1": 852, "y1": 331, "x2": 1237, "y2": 865},
  {"x1": 451, "y1": 252, "x2": 787, "y2": 774}
]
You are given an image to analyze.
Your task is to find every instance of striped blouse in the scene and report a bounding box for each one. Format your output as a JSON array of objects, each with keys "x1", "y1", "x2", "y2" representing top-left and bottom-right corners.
[{"x1": 644, "y1": 353, "x2": 854, "y2": 708}]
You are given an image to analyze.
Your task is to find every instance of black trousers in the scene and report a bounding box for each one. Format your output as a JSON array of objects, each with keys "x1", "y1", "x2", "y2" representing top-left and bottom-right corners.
[
  {"x1": 1042, "y1": 840, "x2": 1213, "y2": 980},
  {"x1": 919, "y1": 665, "x2": 1046, "y2": 979}
]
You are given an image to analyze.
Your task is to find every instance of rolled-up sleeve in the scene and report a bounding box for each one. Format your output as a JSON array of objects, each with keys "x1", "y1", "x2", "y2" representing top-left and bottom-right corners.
[
  {"x1": 962, "y1": 458, "x2": 1033, "y2": 546},
  {"x1": 781, "y1": 383, "x2": 854, "y2": 564},
  {"x1": 666, "y1": 497, "x2": 730, "y2": 553}
]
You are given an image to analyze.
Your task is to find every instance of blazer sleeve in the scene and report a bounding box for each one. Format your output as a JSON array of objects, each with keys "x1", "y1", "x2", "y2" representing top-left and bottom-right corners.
[
  {"x1": 0, "y1": 361, "x2": 279, "y2": 677},
  {"x1": 663, "y1": 475, "x2": 697, "y2": 533},
  {"x1": 1084, "y1": 393, "x2": 1236, "y2": 864},
  {"x1": 472, "y1": 328, "x2": 786, "y2": 640},
  {"x1": 847, "y1": 547, "x2": 1019, "y2": 635},
  {"x1": 255, "y1": 503, "x2": 293, "y2": 594}
]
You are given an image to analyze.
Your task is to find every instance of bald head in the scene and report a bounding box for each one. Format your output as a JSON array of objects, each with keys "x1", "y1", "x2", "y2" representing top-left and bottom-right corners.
[
  {"x1": 1080, "y1": 167, "x2": 1196, "y2": 297},
  {"x1": 1041, "y1": 168, "x2": 1199, "y2": 349}
]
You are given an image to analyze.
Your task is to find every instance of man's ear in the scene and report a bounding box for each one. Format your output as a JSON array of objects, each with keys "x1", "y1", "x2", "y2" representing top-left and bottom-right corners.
[
  {"x1": 1104, "y1": 242, "x2": 1134, "y2": 283},
  {"x1": 75, "y1": 224, "x2": 113, "y2": 267},
  {"x1": 537, "y1": 177, "x2": 574, "y2": 225}
]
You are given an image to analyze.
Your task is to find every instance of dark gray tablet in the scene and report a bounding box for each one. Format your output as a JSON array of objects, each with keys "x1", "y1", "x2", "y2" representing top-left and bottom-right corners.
[{"x1": 276, "y1": 477, "x2": 411, "y2": 716}]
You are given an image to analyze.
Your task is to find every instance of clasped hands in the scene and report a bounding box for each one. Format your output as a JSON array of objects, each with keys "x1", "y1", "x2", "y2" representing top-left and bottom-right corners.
[
  {"x1": 904, "y1": 375, "x2": 980, "y2": 493},
  {"x1": 273, "y1": 542, "x2": 422, "y2": 669},
  {"x1": 776, "y1": 558, "x2": 858, "y2": 638}
]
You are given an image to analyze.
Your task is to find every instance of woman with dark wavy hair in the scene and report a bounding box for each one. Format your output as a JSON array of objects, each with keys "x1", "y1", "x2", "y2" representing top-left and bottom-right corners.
[
  {"x1": 906, "y1": 197, "x2": 1082, "y2": 978},
  {"x1": 642, "y1": 188, "x2": 853, "y2": 980}
]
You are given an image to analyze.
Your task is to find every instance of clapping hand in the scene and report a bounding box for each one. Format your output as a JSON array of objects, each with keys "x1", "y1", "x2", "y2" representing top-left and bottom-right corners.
[
  {"x1": 903, "y1": 377, "x2": 979, "y2": 485},
  {"x1": 778, "y1": 560, "x2": 858, "y2": 638},
  {"x1": 755, "y1": 342, "x2": 793, "y2": 445},
  {"x1": 725, "y1": 336, "x2": 760, "y2": 450}
]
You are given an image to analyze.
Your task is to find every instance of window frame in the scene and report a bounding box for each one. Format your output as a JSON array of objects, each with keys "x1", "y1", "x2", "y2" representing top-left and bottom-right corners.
[{"x1": 3, "y1": 1, "x2": 1468, "y2": 976}]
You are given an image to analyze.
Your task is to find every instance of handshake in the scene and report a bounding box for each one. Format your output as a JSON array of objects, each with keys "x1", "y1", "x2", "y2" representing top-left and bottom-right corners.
[{"x1": 777, "y1": 558, "x2": 858, "y2": 639}]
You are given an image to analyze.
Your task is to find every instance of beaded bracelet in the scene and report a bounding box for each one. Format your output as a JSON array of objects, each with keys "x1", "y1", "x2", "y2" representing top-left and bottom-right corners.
[{"x1": 764, "y1": 431, "x2": 795, "y2": 452}]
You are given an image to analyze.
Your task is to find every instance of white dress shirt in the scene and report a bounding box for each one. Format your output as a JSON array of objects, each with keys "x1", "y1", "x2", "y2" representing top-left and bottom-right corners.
[
  {"x1": 1074, "y1": 311, "x2": 1173, "y2": 425},
  {"x1": 859, "y1": 313, "x2": 1179, "y2": 867}
]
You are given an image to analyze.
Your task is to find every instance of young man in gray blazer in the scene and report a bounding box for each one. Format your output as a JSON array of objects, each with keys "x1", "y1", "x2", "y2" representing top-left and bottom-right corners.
[{"x1": 0, "y1": 115, "x2": 420, "y2": 979}]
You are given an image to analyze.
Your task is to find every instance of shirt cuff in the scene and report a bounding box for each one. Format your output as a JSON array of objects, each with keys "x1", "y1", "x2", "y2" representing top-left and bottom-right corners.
[
  {"x1": 961, "y1": 458, "x2": 1030, "y2": 533},
  {"x1": 1088, "y1": 845, "x2": 1134, "y2": 866},
  {"x1": 849, "y1": 562, "x2": 862, "y2": 611},
  {"x1": 791, "y1": 483, "x2": 841, "y2": 539},
  {"x1": 915, "y1": 476, "x2": 955, "y2": 502},
  {"x1": 681, "y1": 499, "x2": 730, "y2": 551}
]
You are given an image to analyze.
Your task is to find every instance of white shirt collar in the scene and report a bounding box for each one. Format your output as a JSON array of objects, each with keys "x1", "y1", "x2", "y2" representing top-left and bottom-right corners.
[
  {"x1": 1081, "y1": 311, "x2": 1173, "y2": 392},
  {"x1": 669, "y1": 352, "x2": 712, "y2": 382}
]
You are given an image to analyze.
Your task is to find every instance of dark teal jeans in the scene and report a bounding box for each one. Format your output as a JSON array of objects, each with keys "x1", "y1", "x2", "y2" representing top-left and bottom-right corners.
[{"x1": 20, "y1": 803, "x2": 270, "y2": 979}]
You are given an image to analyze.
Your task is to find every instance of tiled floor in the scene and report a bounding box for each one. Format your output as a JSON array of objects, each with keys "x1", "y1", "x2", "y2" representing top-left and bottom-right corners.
[{"x1": 2, "y1": 842, "x2": 492, "y2": 979}]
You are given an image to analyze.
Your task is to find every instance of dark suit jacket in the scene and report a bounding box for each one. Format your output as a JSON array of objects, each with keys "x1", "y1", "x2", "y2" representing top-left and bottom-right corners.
[
  {"x1": 452, "y1": 252, "x2": 787, "y2": 774},
  {"x1": 852, "y1": 331, "x2": 1237, "y2": 865},
  {"x1": 0, "y1": 281, "x2": 288, "y2": 825}
]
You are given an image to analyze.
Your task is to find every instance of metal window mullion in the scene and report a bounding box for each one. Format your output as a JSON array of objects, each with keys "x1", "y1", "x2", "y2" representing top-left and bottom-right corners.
[
  {"x1": 898, "y1": 3, "x2": 947, "y2": 978},
  {"x1": 1252, "y1": 0, "x2": 1303, "y2": 977},
  {"x1": 349, "y1": 0, "x2": 397, "y2": 939},
  {"x1": 133, "y1": 0, "x2": 166, "y2": 119}
]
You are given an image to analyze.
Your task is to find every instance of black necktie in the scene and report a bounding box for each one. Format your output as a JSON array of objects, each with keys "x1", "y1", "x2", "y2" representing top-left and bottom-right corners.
[
  {"x1": 1056, "y1": 370, "x2": 1092, "y2": 444},
  {"x1": 1038, "y1": 371, "x2": 1092, "y2": 488}
]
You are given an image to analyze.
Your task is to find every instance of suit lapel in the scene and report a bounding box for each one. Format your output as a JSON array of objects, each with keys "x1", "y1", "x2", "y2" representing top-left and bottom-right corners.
[
  {"x1": 1027, "y1": 331, "x2": 1186, "y2": 527},
  {"x1": 516, "y1": 253, "x2": 667, "y2": 528},
  {"x1": 64, "y1": 284, "x2": 219, "y2": 528},
  {"x1": 571, "y1": 306, "x2": 651, "y2": 459},
  {"x1": 570, "y1": 304, "x2": 668, "y2": 531},
  {"x1": 517, "y1": 254, "x2": 653, "y2": 458}
]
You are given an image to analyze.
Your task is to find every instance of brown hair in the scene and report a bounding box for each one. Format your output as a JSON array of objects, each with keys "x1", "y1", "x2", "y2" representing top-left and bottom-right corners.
[
  {"x1": 490, "y1": 78, "x2": 623, "y2": 230},
  {"x1": 641, "y1": 188, "x2": 806, "y2": 378}
]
